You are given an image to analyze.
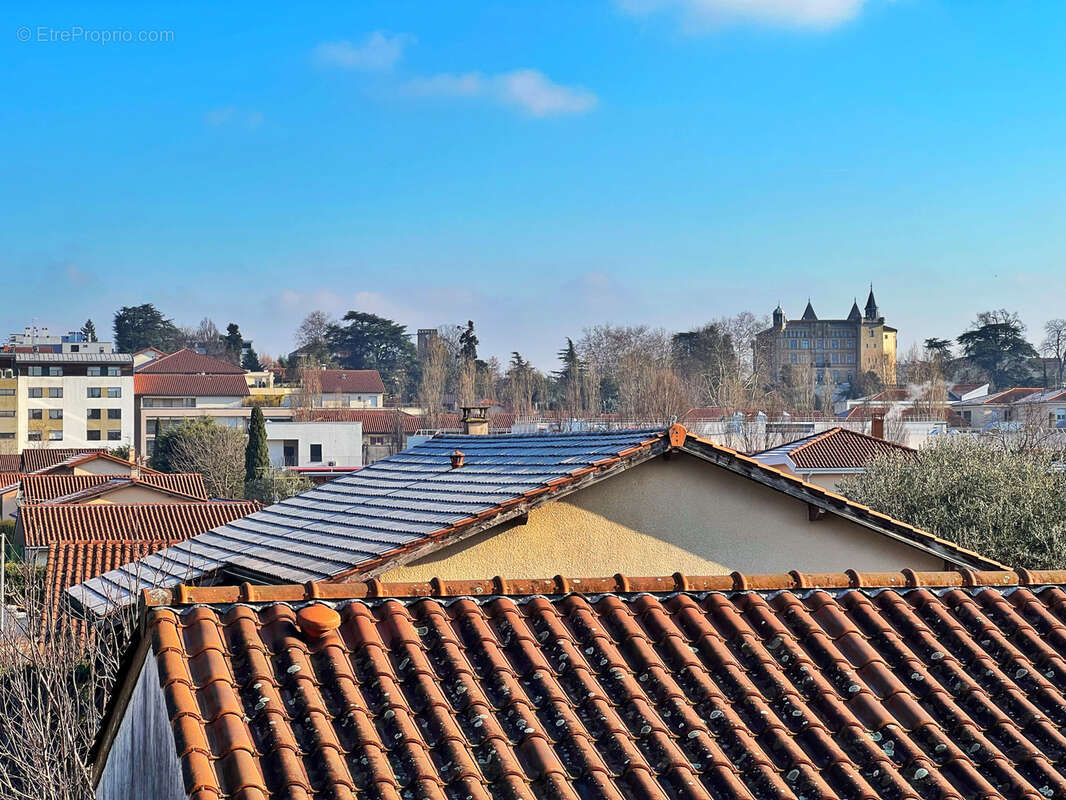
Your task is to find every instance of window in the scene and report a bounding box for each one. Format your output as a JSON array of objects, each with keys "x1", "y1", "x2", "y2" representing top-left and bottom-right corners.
[
  {"x1": 107, "y1": 387, "x2": 121, "y2": 398},
  {"x1": 142, "y1": 397, "x2": 195, "y2": 408},
  {"x1": 789, "y1": 340, "x2": 797, "y2": 350},
  {"x1": 0, "y1": 410, "x2": 12, "y2": 418},
  {"x1": 107, "y1": 429, "x2": 122, "y2": 441},
  {"x1": 107, "y1": 367, "x2": 121, "y2": 377},
  {"x1": 71, "y1": 345, "x2": 80, "y2": 352},
  {"x1": 27, "y1": 431, "x2": 41, "y2": 441},
  {"x1": 0, "y1": 389, "x2": 12, "y2": 396},
  {"x1": 87, "y1": 408, "x2": 102, "y2": 420},
  {"x1": 790, "y1": 353, "x2": 798, "y2": 364},
  {"x1": 801, "y1": 340, "x2": 809, "y2": 349},
  {"x1": 107, "y1": 408, "x2": 121, "y2": 420},
  {"x1": 48, "y1": 430, "x2": 63, "y2": 441},
  {"x1": 88, "y1": 366, "x2": 102, "y2": 377},
  {"x1": 48, "y1": 409, "x2": 63, "y2": 420},
  {"x1": 48, "y1": 387, "x2": 62, "y2": 398},
  {"x1": 27, "y1": 367, "x2": 42, "y2": 377},
  {"x1": 831, "y1": 340, "x2": 838, "y2": 349},
  {"x1": 28, "y1": 387, "x2": 43, "y2": 398},
  {"x1": 28, "y1": 409, "x2": 42, "y2": 420},
  {"x1": 869, "y1": 328, "x2": 875, "y2": 337},
  {"x1": 309, "y1": 444, "x2": 323, "y2": 463},
  {"x1": 0, "y1": 433, "x2": 13, "y2": 440},
  {"x1": 831, "y1": 353, "x2": 839, "y2": 364},
  {"x1": 48, "y1": 367, "x2": 62, "y2": 377},
  {"x1": 87, "y1": 429, "x2": 102, "y2": 441},
  {"x1": 87, "y1": 387, "x2": 101, "y2": 398}
]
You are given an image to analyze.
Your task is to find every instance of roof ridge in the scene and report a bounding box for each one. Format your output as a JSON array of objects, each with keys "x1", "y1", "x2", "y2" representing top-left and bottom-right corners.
[
  {"x1": 782, "y1": 426, "x2": 841, "y2": 457},
  {"x1": 145, "y1": 567, "x2": 1064, "y2": 606}
]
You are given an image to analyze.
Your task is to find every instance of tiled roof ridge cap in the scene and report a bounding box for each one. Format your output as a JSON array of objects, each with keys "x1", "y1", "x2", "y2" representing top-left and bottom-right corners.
[{"x1": 142, "y1": 568, "x2": 1061, "y2": 607}]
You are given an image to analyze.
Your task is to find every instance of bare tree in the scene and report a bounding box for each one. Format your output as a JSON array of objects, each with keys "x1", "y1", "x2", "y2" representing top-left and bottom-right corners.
[
  {"x1": 162, "y1": 420, "x2": 247, "y2": 498},
  {"x1": 292, "y1": 366, "x2": 322, "y2": 421},
  {"x1": 457, "y1": 358, "x2": 477, "y2": 407},
  {"x1": 418, "y1": 337, "x2": 448, "y2": 427},
  {"x1": 293, "y1": 311, "x2": 336, "y2": 366},
  {"x1": 1042, "y1": 319, "x2": 1066, "y2": 387}
]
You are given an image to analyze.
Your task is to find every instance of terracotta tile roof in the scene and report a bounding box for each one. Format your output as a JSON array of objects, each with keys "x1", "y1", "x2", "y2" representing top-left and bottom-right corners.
[
  {"x1": 752, "y1": 427, "x2": 915, "y2": 471},
  {"x1": 315, "y1": 369, "x2": 386, "y2": 394},
  {"x1": 32, "y1": 450, "x2": 159, "y2": 475},
  {"x1": 70, "y1": 426, "x2": 1004, "y2": 617},
  {"x1": 307, "y1": 408, "x2": 421, "y2": 433},
  {"x1": 982, "y1": 387, "x2": 1043, "y2": 404},
  {"x1": 867, "y1": 388, "x2": 910, "y2": 402},
  {"x1": 19, "y1": 501, "x2": 260, "y2": 548},
  {"x1": 0, "y1": 455, "x2": 21, "y2": 472},
  {"x1": 0, "y1": 472, "x2": 23, "y2": 491},
  {"x1": 20, "y1": 447, "x2": 107, "y2": 473},
  {"x1": 21, "y1": 473, "x2": 209, "y2": 503},
  {"x1": 135, "y1": 347, "x2": 246, "y2": 374},
  {"x1": 134, "y1": 372, "x2": 250, "y2": 397},
  {"x1": 99, "y1": 568, "x2": 1066, "y2": 800}
]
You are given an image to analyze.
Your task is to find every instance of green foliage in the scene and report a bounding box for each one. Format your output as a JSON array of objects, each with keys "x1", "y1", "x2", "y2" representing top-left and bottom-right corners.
[
  {"x1": 671, "y1": 323, "x2": 737, "y2": 385},
  {"x1": 108, "y1": 444, "x2": 130, "y2": 461},
  {"x1": 328, "y1": 311, "x2": 418, "y2": 398},
  {"x1": 242, "y1": 346, "x2": 262, "y2": 371},
  {"x1": 224, "y1": 322, "x2": 244, "y2": 363},
  {"x1": 112, "y1": 303, "x2": 181, "y2": 354},
  {"x1": 244, "y1": 471, "x2": 313, "y2": 504},
  {"x1": 150, "y1": 417, "x2": 246, "y2": 499},
  {"x1": 245, "y1": 406, "x2": 269, "y2": 483},
  {"x1": 956, "y1": 310, "x2": 1037, "y2": 389},
  {"x1": 80, "y1": 318, "x2": 98, "y2": 343},
  {"x1": 458, "y1": 320, "x2": 479, "y2": 362},
  {"x1": 0, "y1": 519, "x2": 15, "y2": 560},
  {"x1": 839, "y1": 437, "x2": 1066, "y2": 569}
]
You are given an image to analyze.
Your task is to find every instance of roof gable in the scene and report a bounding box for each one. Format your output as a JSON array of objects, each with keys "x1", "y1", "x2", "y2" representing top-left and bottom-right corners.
[
  {"x1": 135, "y1": 348, "x2": 245, "y2": 374},
  {"x1": 69, "y1": 427, "x2": 1001, "y2": 616},
  {"x1": 22, "y1": 473, "x2": 209, "y2": 504},
  {"x1": 20, "y1": 448, "x2": 107, "y2": 473},
  {"x1": 752, "y1": 427, "x2": 915, "y2": 471},
  {"x1": 97, "y1": 568, "x2": 1066, "y2": 800},
  {"x1": 316, "y1": 369, "x2": 386, "y2": 394}
]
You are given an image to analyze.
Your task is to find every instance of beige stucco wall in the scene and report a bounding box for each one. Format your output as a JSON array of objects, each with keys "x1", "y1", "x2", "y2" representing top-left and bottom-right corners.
[
  {"x1": 72, "y1": 461, "x2": 135, "y2": 476},
  {"x1": 380, "y1": 453, "x2": 943, "y2": 582},
  {"x1": 84, "y1": 485, "x2": 190, "y2": 504}
]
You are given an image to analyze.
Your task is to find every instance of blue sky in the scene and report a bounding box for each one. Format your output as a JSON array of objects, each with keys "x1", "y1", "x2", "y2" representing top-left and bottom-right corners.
[{"x1": 3, "y1": 1, "x2": 1065, "y2": 368}]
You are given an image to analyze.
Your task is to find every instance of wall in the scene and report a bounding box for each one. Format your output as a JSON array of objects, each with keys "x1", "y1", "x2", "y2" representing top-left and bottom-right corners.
[
  {"x1": 381, "y1": 453, "x2": 944, "y2": 582},
  {"x1": 84, "y1": 485, "x2": 191, "y2": 504},
  {"x1": 95, "y1": 647, "x2": 188, "y2": 800},
  {"x1": 18, "y1": 375, "x2": 133, "y2": 450},
  {"x1": 265, "y1": 420, "x2": 363, "y2": 468}
]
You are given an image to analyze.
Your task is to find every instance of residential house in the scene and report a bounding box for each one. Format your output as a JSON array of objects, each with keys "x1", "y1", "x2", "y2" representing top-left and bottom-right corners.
[
  {"x1": 70, "y1": 424, "x2": 1002, "y2": 617},
  {"x1": 20, "y1": 472, "x2": 209, "y2": 504},
  {"x1": 134, "y1": 348, "x2": 251, "y2": 457},
  {"x1": 15, "y1": 351, "x2": 134, "y2": 449},
  {"x1": 1, "y1": 449, "x2": 122, "y2": 517},
  {"x1": 952, "y1": 387, "x2": 1044, "y2": 429},
  {"x1": 749, "y1": 426, "x2": 916, "y2": 490},
  {"x1": 93, "y1": 567, "x2": 1066, "y2": 800},
  {"x1": 312, "y1": 368, "x2": 386, "y2": 408},
  {"x1": 264, "y1": 419, "x2": 363, "y2": 468}
]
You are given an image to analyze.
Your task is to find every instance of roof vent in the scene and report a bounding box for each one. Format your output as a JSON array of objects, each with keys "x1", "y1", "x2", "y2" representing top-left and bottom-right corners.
[
  {"x1": 450, "y1": 450, "x2": 465, "y2": 469},
  {"x1": 461, "y1": 406, "x2": 489, "y2": 435},
  {"x1": 295, "y1": 604, "x2": 341, "y2": 640}
]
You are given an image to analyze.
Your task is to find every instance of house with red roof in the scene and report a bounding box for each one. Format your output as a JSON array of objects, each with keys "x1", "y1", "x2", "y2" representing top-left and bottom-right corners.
[{"x1": 133, "y1": 348, "x2": 252, "y2": 457}]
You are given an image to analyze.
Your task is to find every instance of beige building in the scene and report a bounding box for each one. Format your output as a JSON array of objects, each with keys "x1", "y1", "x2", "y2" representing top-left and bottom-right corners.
[
  {"x1": 70, "y1": 424, "x2": 1002, "y2": 618},
  {"x1": 756, "y1": 287, "x2": 897, "y2": 387}
]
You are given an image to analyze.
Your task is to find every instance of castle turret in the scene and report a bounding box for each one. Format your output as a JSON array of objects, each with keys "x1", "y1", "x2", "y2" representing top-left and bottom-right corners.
[
  {"x1": 801, "y1": 300, "x2": 818, "y2": 321},
  {"x1": 864, "y1": 286, "x2": 881, "y2": 321},
  {"x1": 847, "y1": 299, "x2": 862, "y2": 322},
  {"x1": 772, "y1": 304, "x2": 785, "y2": 329}
]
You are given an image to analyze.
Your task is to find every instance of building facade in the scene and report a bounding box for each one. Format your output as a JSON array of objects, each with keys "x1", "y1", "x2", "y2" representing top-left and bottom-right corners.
[
  {"x1": 13, "y1": 353, "x2": 134, "y2": 451},
  {"x1": 7, "y1": 325, "x2": 114, "y2": 354},
  {"x1": 755, "y1": 287, "x2": 897, "y2": 387}
]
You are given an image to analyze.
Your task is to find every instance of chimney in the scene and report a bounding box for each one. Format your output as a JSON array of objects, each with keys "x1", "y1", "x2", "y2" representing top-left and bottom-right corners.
[
  {"x1": 295, "y1": 603, "x2": 341, "y2": 640},
  {"x1": 461, "y1": 405, "x2": 489, "y2": 436},
  {"x1": 871, "y1": 413, "x2": 884, "y2": 440}
]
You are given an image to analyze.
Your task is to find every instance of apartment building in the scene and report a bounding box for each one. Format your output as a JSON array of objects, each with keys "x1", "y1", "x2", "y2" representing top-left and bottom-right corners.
[
  {"x1": 0, "y1": 354, "x2": 15, "y2": 453},
  {"x1": 13, "y1": 352, "x2": 134, "y2": 451},
  {"x1": 7, "y1": 325, "x2": 114, "y2": 354}
]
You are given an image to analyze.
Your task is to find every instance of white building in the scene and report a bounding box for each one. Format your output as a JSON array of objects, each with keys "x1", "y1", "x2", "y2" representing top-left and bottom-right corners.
[
  {"x1": 8, "y1": 326, "x2": 114, "y2": 354},
  {"x1": 264, "y1": 420, "x2": 363, "y2": 469},
  {"x1": 16, "y1": 352, "x2": 134, "y2": 450}
]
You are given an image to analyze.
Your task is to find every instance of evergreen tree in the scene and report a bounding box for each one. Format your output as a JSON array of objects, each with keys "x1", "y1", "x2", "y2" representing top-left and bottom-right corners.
[
  {"x1": 245, "y1": 406, "x2": 269, "y2": 483},
  {"x1": 224, "y1": 323, "x2": 244, "y2": 364},
  {"x1": 81, "y1": 318, "x2": 98, "y2": 342},
  {"x1": 458, "y1": 320, "x2": 479, "y2": 361},
  {"x1": 113, "y1": 303, "x2": 181, "y2": 353},
  {"x1": 242, "y1": 346, "x2": 262, "y2": 371},
  {"x1": 957, "y1": 310, "x2": 1038, "y2": 389}
]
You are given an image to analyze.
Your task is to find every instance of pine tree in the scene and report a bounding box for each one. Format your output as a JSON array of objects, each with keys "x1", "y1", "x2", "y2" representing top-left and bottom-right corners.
[
  {"x1": 245, "y1": 406, "x2": 270, "y2": 484},
  {"x1": 81, "y1": 318, "x2": 98, "y2": 342},
  {"x1": 242, "y1": 347, "x2": 262, "y2": 371}
]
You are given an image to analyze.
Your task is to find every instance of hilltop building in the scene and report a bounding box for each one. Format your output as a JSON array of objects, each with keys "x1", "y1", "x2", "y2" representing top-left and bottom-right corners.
[{"x1": 755, "y1": 287, "x2": 897, "y2": 387}]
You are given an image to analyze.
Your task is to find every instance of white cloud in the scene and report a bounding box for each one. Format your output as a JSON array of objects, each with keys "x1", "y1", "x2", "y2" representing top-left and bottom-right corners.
[
  {"x1": 204, "y1": 107, "x2": 263, "y2": 129},
  {"x1": 313, "y1": 31, "x2": 414, "y2": 71},
  {"x1": 617, "y1": 0, "x2": 870, "y2": 30},
  {"x1": 403, "y1": 69, "x2": 597, "y2": 118}
]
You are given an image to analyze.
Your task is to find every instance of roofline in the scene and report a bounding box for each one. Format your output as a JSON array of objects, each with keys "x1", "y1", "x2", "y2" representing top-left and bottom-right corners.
[
  {"x1": 34, "y1": 451, "x2": 160, "y2": 475},
  {"x1": 36, "y1": 476, "x2": 208, "y2": 505},
  {"x1": 143, "y1": 567, "x2": 1066, "y2": 608},
  {"x1": 327, "y1": 424, "x2": 1001, "y2": 582}
]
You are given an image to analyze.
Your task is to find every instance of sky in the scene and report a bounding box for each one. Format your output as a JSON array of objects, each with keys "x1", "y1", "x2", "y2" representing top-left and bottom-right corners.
[{"x1": 3, "y1": 1, "x2": 1066, "y2": 369}]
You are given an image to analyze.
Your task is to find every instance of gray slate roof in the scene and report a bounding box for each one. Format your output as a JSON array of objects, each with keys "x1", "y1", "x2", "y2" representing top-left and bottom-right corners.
[
  {"x1": 15, "y1": 352, "x2": 132, "y2": 364},
  {"x1": 68, "y1": 429, "x2": 665, "y2": 617}
]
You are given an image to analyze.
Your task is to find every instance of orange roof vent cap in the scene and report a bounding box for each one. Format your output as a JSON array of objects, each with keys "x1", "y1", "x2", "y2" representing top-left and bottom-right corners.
[
  {"x1": 296, "y1": 603, "x2": 341, "y2": 639},
  {"x1": 450, "y1": 450, "x2": 466, "y2": 469}
]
